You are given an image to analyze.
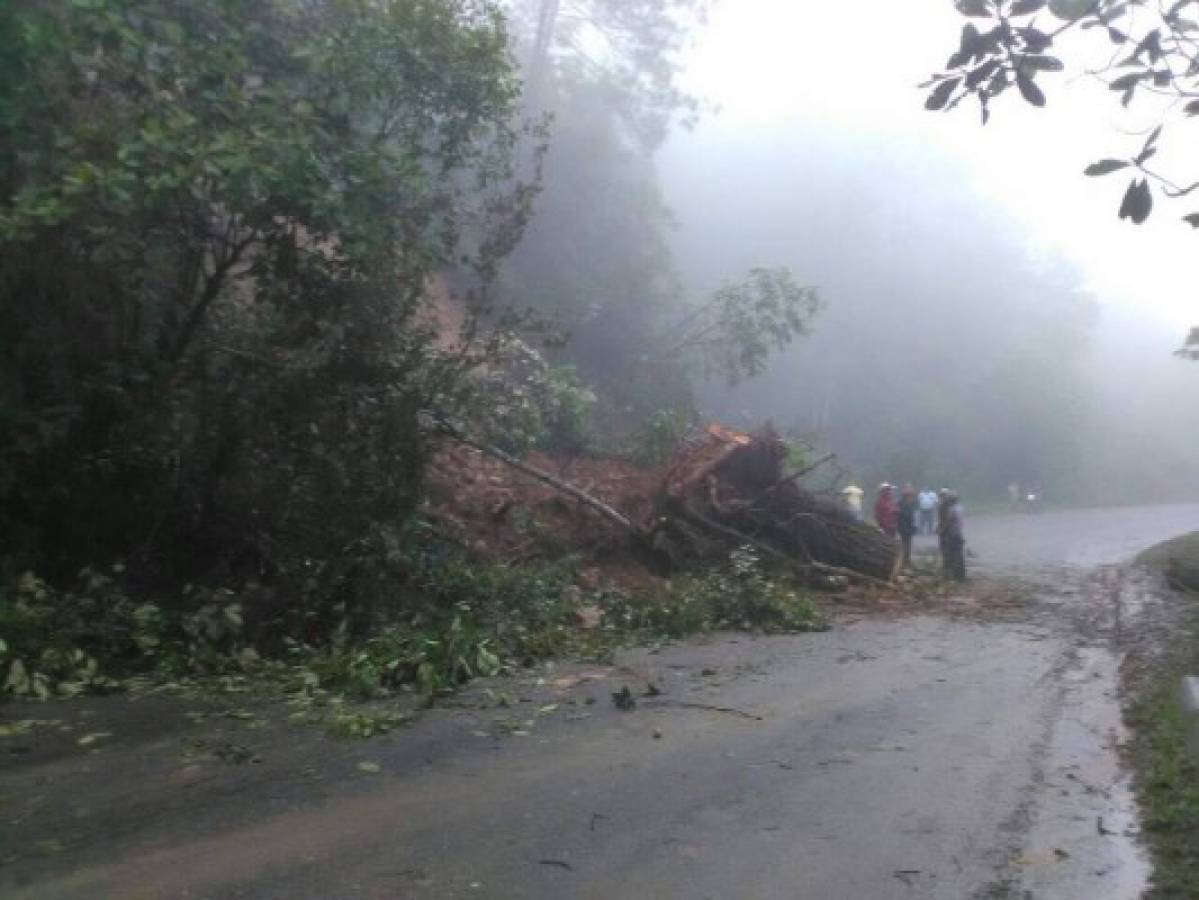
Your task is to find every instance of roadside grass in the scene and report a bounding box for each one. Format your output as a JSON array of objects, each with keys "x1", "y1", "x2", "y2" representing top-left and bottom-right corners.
[
  {"x1": 1126, "y1": 654, "x2": 1199, "y2": 899},
  {"x1": 1137, "y1": 532, "x2": 1199, "y2": 593},
  {"x1": 1126, "y1": 537, "x2": 1199, "y2": 898}
]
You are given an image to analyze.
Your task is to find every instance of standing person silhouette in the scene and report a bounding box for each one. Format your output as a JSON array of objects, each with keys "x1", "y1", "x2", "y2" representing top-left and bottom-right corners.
[
  {"x1": 939, "y1": 490, "x2": 967, "y2": 581},
  {"x1": 917, "y1": 487, "x2": 938, "y2": 535},
  {"x1": 897, "y1": 484, "x2": 919, "y2": 572}
]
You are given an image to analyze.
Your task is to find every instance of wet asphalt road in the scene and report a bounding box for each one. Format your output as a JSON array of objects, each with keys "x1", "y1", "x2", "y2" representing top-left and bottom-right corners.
[
  {"x1": 2, "y1": 505, "x2": 1197, "y2": 900},
  {"x1": 963, "y1": 502, "x2": 1199, "y2": 571}
]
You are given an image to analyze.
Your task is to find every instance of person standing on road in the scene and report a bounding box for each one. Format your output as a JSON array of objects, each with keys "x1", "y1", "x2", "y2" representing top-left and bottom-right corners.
[
  {"x1": 936, "y1": 488, "x2": 952, "y2": 572},
  {"x1": 939, "y1": 490, "x2": 967, "y2": 581},
  {"x1": 874, "y1": 483, "x2": 901, "y2": 581},
  {"x1": 874, "y1": 483, "x2": 898, "y2": 536},
  {"x1": 841, "y1": 484, "x2": 865, "y2": 521},
  {"x1": 897, "y1": 484, "x2": 918, "y2": 571},
  {"x1": 918, "y1": 487, "x2": 938, "y2": 535}
]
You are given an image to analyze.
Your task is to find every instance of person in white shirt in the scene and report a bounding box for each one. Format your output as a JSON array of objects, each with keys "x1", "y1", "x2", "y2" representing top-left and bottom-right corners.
[
  {"x1": 841, "y1": 484, "x2": 864, "y2": 521},
  {"x1": 917, "y1": 488, "x2": 938, "y2": 535}
]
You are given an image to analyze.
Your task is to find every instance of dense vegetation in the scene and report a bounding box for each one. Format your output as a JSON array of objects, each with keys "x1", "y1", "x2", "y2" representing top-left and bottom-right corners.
[
  {"x1": 0, "y1": 0, "x2": 525, "y2": 587},
  {"x1": 0, "y1": 0, "x2": 528, "y2": 657},
  {"x1": 0, "y1": 0, "x2": 823, "y2": 699}
]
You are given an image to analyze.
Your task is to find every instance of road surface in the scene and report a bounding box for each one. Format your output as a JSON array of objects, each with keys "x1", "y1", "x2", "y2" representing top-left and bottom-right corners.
[{"x1": 2, "y1": 504, "x2": 1197, "y2": 899}]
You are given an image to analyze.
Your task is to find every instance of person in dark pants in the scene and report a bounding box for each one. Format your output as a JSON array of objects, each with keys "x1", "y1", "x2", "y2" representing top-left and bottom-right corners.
[
  {"x1": 939, "y1": 490, "x2": 967, "y2": 581},
  {"x1": 874, "y1": 483, "x2": 900, "y2": 580},
  {"x1": 897, "y1": 484, "x2": 918, "y2": 572}
]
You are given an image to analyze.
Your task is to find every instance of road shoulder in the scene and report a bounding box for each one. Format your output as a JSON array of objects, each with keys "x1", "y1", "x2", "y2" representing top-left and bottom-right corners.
[{"x1": 1123, "y1": 542, "x2": 1199, "y2": 898}]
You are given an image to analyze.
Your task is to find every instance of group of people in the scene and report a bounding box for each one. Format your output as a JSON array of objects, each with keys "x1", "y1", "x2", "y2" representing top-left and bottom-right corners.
[{"x1": 840, "y1": 482, "x2": 967, "y2": 581}]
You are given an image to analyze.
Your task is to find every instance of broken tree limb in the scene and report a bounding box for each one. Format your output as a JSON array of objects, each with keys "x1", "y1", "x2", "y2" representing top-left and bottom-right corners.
[
  {"x1": 434, "y1": 417, "x2": 638, "y2": 535},
  {"x1": 647, "y1": 700, "x2": 764, "y2": 721},
  {"x1": 745, "y1": 452, "x2": 837, "y2": 509},
  {"x1": 681, "y1": 501, "x2": 809, "y2": 565}
]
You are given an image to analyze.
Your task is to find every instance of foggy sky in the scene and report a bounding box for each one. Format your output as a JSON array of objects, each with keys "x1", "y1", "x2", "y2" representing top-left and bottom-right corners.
[
  {"x1": 652, "y1": 1, "x2": 1198, "y2": 501},
  {"x1": 674, "y1": 0, "x2": 1199, "y2": 332}
]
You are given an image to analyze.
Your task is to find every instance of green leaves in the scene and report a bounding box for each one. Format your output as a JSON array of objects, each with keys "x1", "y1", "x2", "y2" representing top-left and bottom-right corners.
[
  {"x1": 1118, "y1": 177, "x2": 1153, "y2": 223},
  {"x1": 1019, "y1": 54, "x2": 1064, "y2": 71},
  {"x1": 955, "y1": 0, "x2": 993, "y2": 16},
  {"x1": 1017, "y1": 72, "x2": 1047, "y2": 105},
  {"x1": 1085, "y1": 159, "x2": 1130, "y2": 176},
  {"x1": 925, "y1": 78, "x2": 960, "y2": 110},
  {"x1": 1048, "y1": 0, "x2": 1096, "y2": 19},
  {"x1": 1011, "y1": 0, "x2": 1049, "y2": 15},
  {"x1": 939, "y1": 0, "x2": 1199, "y2": 241},
  {"x1": 678, "y1": 267, "x2": 823, "y2": 385}
]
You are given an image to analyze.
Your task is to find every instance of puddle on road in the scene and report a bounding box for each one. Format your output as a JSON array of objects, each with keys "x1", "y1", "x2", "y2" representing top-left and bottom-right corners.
[{"x1": 1011, "y1": 646, "x2": 1149, "y2": 900}]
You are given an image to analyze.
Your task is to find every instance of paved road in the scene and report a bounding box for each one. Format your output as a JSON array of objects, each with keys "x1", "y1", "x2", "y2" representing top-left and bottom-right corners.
[
  {"x1": 964, "y1": 502, "x2": 1199, "y2": 571},
  {"x1": 2, "y1": 505, "x2": 1196, "y2": 899}
]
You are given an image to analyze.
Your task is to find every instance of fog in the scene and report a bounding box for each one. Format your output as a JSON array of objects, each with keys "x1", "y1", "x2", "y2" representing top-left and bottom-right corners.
[
  {"x1": 646, "y1": 2, "x2": 1199, "y2": 505},
  {"x1": 498, "y1": 0, "x2": 1198, "y2": 506},
  {"x1": 658, "y1": 124, "x2": 1198, "y2": 503}
]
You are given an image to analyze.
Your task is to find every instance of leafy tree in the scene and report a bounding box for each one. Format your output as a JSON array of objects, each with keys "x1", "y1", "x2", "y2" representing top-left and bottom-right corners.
[
  {"x1": 0, "y1": 0, "x2": 525, "y2": 621},
  {"x1": 664, "y1": 268, "x2": 822, "y2": 385},
  {"x1": 502, "y1": 0, "x2": 820, "y2": 421},
  {"x1": 924, "y1": 0, "x2": 1199, "y2": 354},
  {"x1": 666, "y1": 132, "x2": 1099, "y2": 501},
  {"x1": 497, "y1": 0, "x2": 711, "y2": 411},
  {"x1": 518, "y1": 0, "x2": 708, "y2": 143}
]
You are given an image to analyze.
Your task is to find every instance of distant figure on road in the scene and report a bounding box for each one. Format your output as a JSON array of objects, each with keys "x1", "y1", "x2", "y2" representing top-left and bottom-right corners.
[
  {"x1": 939, "y1": 490, "x2": 967, "y2": 581},
  {"x1": 841, "y1": 484, "x2": 864, "y2": 521},
  {"x1": 1008, "y1": 481, "x2": 1021, "y2": 506},
  {"x1": 874, "y1": 483, "x2": 898, "y2": 536},
  {"x1": 897, "y1": 484, "x2": 918, "y2": 571},
  {"x1": 917, "y1": 487, "x2": 938, "y2": 535}
]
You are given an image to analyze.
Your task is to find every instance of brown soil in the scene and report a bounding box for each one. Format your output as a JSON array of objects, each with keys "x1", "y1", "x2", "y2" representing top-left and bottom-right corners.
[{"x1": 424, "y1": 443, "x2": 664, "y2": 587}]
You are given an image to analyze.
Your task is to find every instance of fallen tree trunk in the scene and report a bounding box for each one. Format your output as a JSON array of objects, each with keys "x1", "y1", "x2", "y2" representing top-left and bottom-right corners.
[
  {"x1": 653, "y1": 424, "x2": 897, "y2": 582},
  {"x1": 434, "y1": 417, "x2": 638, "y2": 534},
  {"x1": 677, "y1": 500, "x2": 897, "y2": 590},
  {"x1": 437, "y1": 416, "x2": 896, "y2": 583}
]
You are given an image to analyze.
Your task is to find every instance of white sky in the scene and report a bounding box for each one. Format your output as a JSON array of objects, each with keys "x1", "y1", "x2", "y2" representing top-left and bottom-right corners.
[{"x1": 675, "y1": 0, "x2": 1199, "y2": 330}]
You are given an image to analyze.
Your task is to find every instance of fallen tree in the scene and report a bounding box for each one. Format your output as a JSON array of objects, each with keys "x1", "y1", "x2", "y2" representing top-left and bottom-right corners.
[
  {"x1": 648, "y1": 424, "x2": 898, "y2": 583},
  {"x1": 438, "y1": 419, "x2": 898, "y2": 584}
]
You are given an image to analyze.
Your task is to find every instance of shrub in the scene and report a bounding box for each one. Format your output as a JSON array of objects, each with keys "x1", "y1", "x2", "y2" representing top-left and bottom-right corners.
[
  {"x1": 629, "y1": 404, "x2": 701, "y2": 466},
  {"x1": 0, "y1": 0, "x2": 526, "y2": 632},
  {"x1": 461, "y1": 335, "x2": 597, "y2": 456},
  {"x1": 601, "y1": 547, "x2": 824, "y2": 637},
  {"x1": 0, "y1": 567, "x2": 250, "y2": 697}
]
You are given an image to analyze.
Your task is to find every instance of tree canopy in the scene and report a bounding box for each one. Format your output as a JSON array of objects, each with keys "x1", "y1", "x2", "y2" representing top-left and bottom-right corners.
[{"x1": 0, "y1": 0, "x2": 525, "y2": 609}]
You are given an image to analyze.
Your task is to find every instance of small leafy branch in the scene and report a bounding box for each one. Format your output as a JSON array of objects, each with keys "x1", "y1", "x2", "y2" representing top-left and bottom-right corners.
[
  {"x1": 925, "y1": 0, "x2": 1199, "y2": 356},
  {"x1": 926, "y1": 0, "x2": 1199, "y2": 226}
]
